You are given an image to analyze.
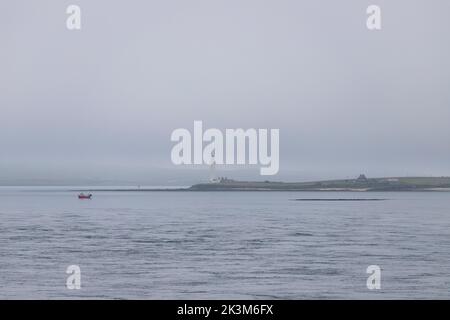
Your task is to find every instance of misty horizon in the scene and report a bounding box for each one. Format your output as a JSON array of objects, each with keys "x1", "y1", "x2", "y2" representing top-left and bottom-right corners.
[{"x1": 1, "y1": 1, "x2": 449, "y2": 185}]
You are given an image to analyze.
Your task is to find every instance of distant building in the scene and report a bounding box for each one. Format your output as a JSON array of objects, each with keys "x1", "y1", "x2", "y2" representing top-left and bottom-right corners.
[{"x1": 356, "y1": 174, "x2": 368, "y2": 182}]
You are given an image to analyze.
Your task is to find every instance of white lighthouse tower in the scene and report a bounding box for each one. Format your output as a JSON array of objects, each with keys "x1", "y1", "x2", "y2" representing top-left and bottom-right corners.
[{"x1": 209, "y1": 150, "x2": 219, "y2": 183}]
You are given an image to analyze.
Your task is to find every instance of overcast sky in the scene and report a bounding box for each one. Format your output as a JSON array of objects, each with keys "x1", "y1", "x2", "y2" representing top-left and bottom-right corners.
[{"x1": 1, "y1": 0, "x2": 449, "y2": 185}]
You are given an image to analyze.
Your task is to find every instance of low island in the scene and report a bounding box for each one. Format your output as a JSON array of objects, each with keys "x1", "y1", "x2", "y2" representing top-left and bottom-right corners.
[
  {"x1": 77, "y1": 175, "x2": 450, "y2": 192},
  {"x1": 187, "y1": 175, "x2": 450, "y2": 192}
]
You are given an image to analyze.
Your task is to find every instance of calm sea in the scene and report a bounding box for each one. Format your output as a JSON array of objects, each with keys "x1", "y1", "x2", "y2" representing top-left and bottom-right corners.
[{"x1": 0, "y1": 187, "x2": 449, "y2": 299}]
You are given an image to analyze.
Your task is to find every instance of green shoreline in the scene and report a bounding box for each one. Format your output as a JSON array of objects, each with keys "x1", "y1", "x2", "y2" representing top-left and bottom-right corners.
[{"x1": 74, "y1": 176, "x2": 450, "y2": 192}]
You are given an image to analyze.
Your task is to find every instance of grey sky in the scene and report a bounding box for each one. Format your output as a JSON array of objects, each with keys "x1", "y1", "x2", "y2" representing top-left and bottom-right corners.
[{"x1": 1, "y1": 0, "x2": 449, "y2": 185}]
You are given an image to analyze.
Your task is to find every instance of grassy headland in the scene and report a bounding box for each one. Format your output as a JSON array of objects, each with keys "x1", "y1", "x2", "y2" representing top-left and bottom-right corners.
[{"x1": 188, "y1": 176, "x2": 450, "y2": 191}]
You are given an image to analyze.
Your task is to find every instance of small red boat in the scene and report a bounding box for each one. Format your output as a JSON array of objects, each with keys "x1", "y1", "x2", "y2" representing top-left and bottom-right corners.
[{"x1": 78, "y1": 193, "x2": 92, "y2": 199}]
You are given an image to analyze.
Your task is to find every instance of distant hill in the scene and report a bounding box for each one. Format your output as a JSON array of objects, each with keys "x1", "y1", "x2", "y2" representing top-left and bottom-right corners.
[{"x1": 189, "y1": 176, "x2": 450, "y2": 191}]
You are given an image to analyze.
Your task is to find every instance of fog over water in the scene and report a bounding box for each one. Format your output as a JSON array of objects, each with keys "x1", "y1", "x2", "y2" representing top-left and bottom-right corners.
[{"x1": 1, "y1": 1, "x2": 449, "y2": 185}]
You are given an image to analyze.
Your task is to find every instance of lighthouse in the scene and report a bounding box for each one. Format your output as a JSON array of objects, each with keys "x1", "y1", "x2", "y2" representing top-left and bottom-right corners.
[{"x1": 209, "y1": 150, "x2": 219, "y2": 183}]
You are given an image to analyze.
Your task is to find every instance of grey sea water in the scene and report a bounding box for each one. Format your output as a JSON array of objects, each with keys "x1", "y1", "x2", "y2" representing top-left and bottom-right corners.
[{"x1": 0, "y1": 188, "x2": 449, "y2": 299}]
